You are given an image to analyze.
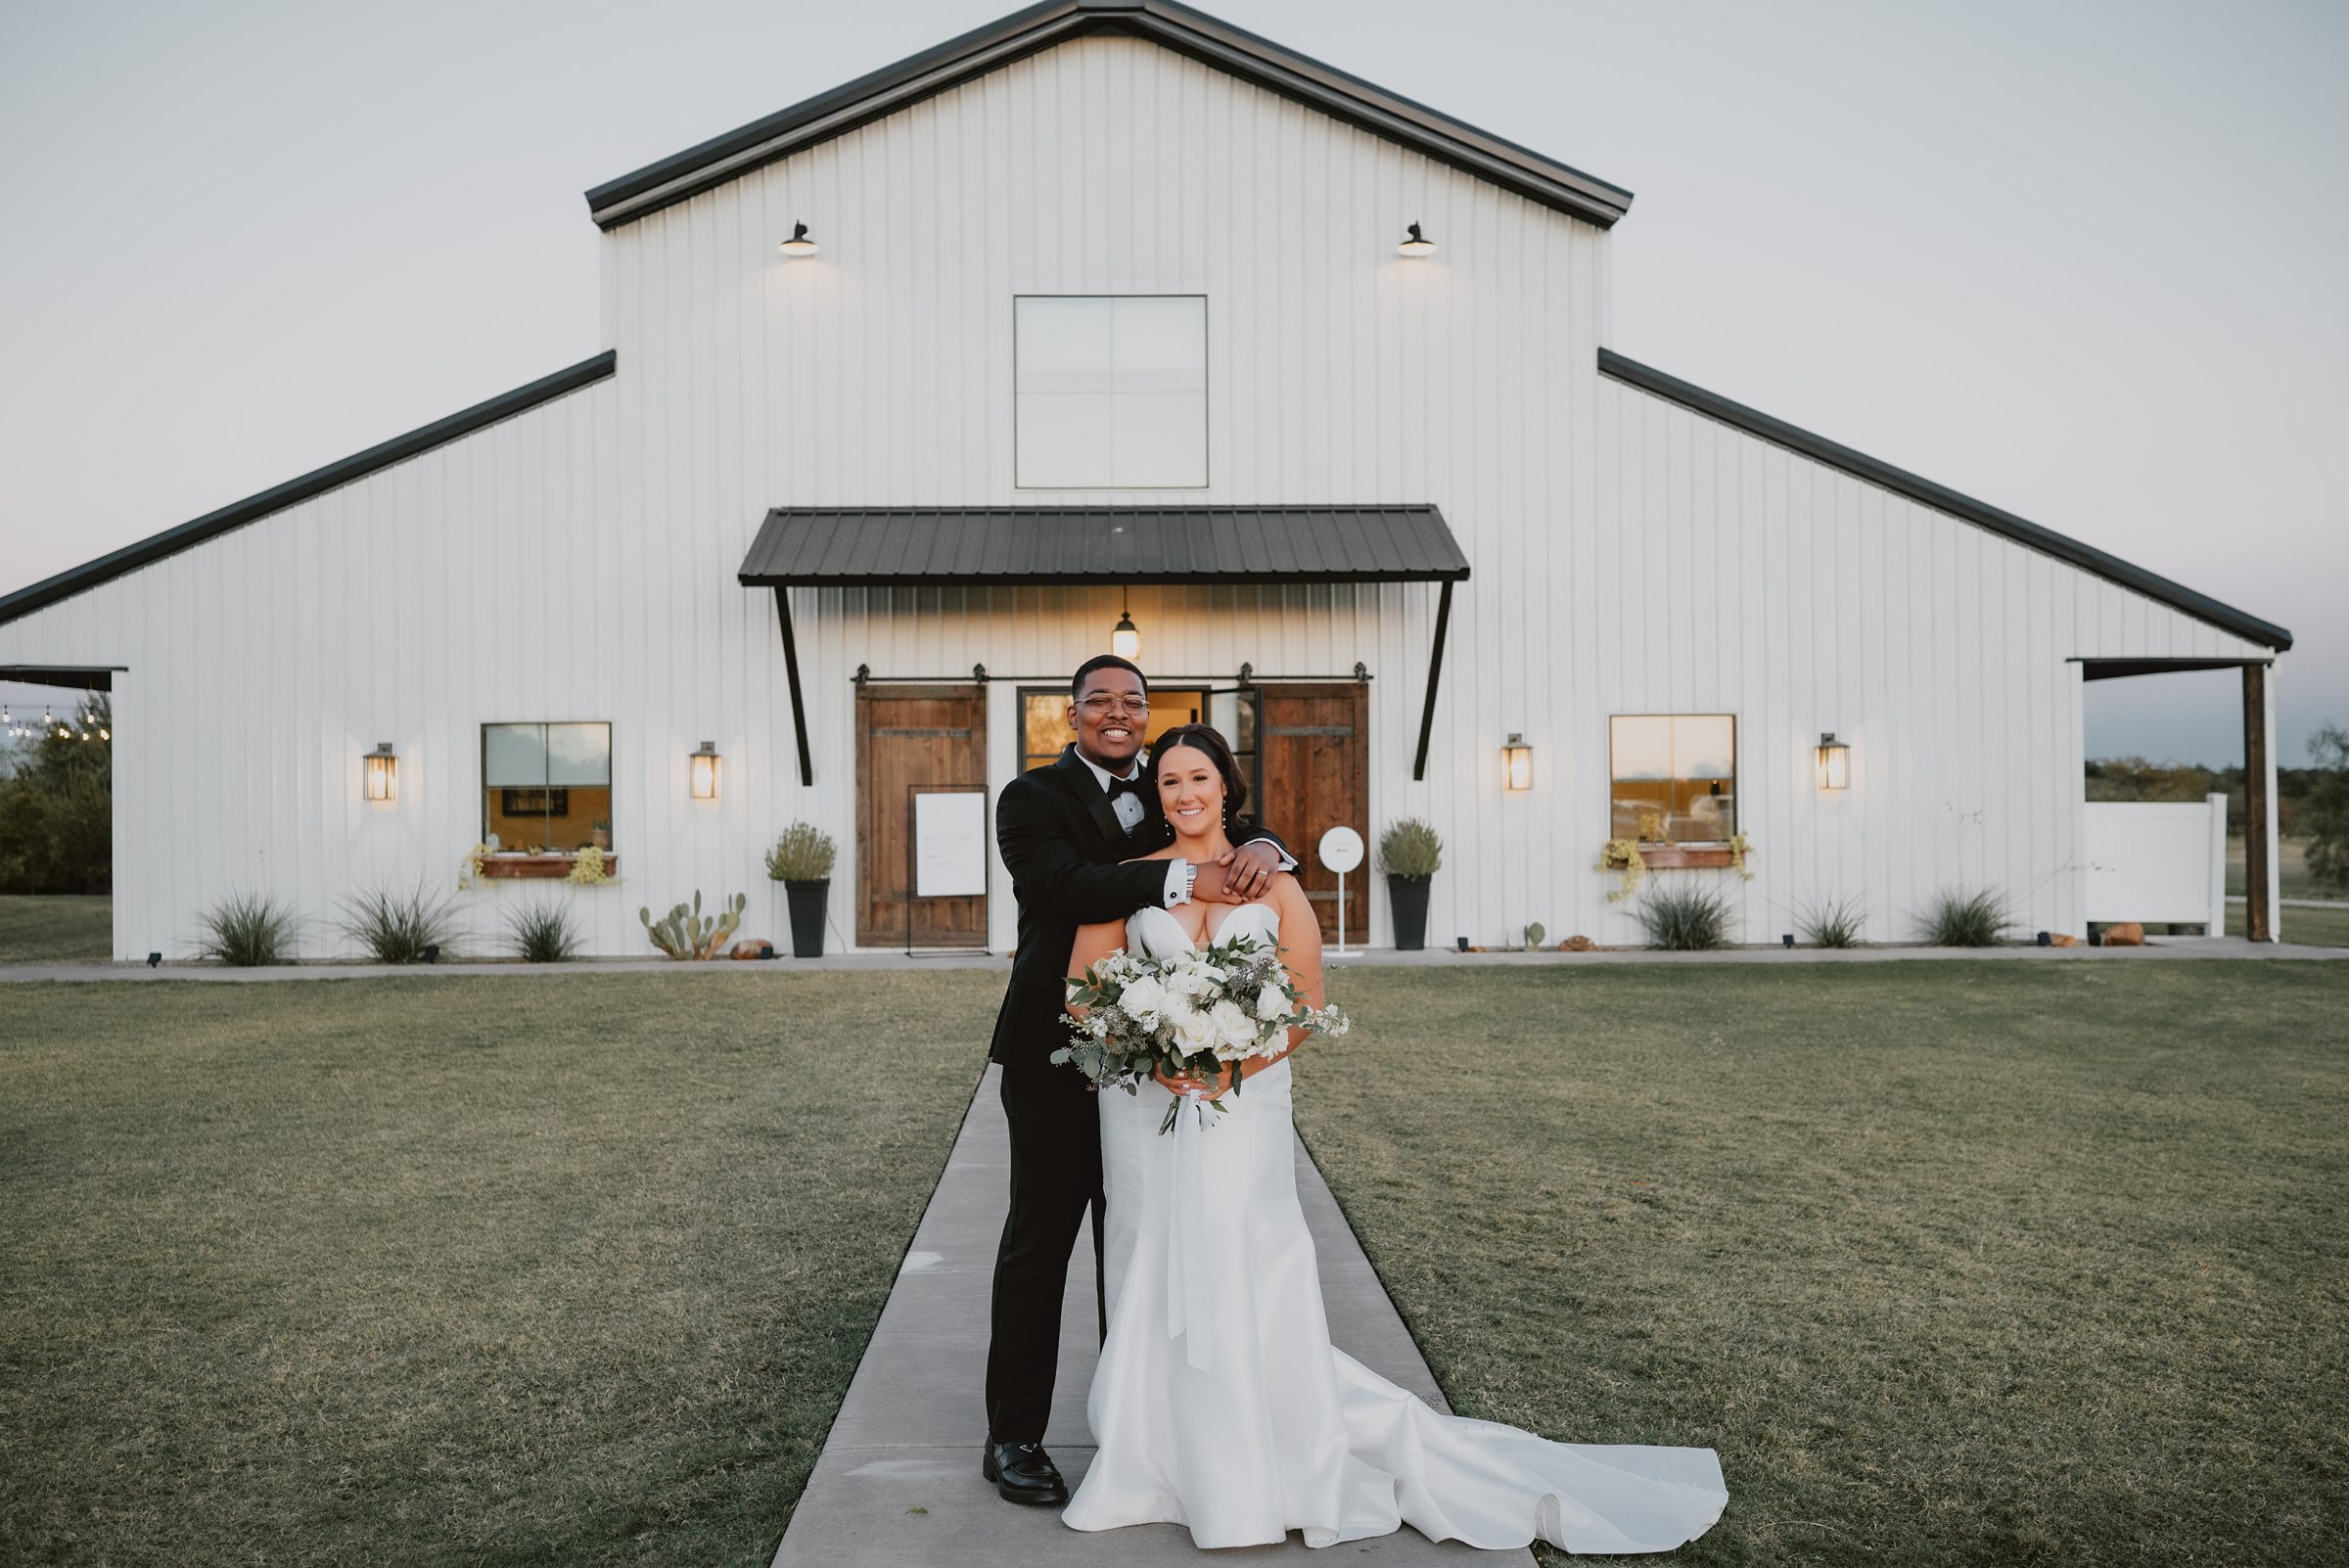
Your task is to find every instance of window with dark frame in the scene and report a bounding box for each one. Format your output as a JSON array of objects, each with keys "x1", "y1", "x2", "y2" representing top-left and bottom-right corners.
[
  {"x1": 1608, "y1": 715, "x2": 1736, "y2": 845},
  {"x1": 483, "y1": 721, "x2": 613, "y2": 853}
]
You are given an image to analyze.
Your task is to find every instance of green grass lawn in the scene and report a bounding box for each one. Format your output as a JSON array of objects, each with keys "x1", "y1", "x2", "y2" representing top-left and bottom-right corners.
[
  {"x1": 0, "y1": 970, "x2": 1001, "y2": 1567},
  {"x1": 0, "y1": 894, "x2": 112, "y2": 961},
  {"x1": 2228, "y1": 835, "x2": 2345, "y2": 901},
  {"x1": 2276, "y1": 901, "x2": 2349, "y2": 948},
  {"x1": 1292, "y1": 962, "x2": 2349, "y2": 1567},
  {"x1": 8, "y1": 963, "x2": 2346, "y2": 1566}
]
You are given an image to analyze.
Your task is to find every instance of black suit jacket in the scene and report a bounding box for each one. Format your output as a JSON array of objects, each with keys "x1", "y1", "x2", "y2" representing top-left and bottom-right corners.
[{"x1": 989, "y1": 745, "x2": 1286, "y2": 1070}]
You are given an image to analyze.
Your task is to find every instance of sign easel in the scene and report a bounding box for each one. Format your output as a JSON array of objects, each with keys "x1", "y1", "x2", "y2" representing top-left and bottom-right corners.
[
  {"x1": 904, "y1": 784, "x2": 990, "y2": 956},
  {"x1": 1317, "y1": 825, "x2": 1364, "y2": 956}
]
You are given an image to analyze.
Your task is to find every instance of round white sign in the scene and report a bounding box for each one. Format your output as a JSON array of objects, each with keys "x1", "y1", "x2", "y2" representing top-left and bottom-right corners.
[{"x1": 1316, "y1": 825, "x2": 1364, "y2": 875}]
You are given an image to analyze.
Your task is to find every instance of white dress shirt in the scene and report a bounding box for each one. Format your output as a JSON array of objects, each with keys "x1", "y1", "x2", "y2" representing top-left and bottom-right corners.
[{"x1": 1074, "y1": 747, "x2": 1297, "y2": 904}]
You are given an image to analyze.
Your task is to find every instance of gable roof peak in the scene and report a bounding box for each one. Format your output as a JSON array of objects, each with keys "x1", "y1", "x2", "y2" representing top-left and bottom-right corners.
[{"x1": 583, "y1": 0, "x2": 1632, "y2": 232}]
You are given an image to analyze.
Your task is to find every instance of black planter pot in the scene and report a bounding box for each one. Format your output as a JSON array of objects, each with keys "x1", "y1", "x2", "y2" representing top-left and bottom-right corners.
[
  {"x1": 784, "y1": 879, "x2": 830, "y2": 958},
  {"x1": 1386, "y1": 873, "x2": 1432, "y2": 951}
]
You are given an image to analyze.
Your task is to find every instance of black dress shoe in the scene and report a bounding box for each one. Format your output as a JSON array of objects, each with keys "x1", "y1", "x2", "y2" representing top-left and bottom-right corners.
[{"x1": 982, "y1": 1440, "x2": 1070, "y2": 1505}]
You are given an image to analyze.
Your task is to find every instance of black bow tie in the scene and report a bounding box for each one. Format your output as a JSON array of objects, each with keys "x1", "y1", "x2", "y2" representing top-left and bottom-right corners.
[{"x1": 1105, "y1": 774, "x2": 1145, "y2": 802}]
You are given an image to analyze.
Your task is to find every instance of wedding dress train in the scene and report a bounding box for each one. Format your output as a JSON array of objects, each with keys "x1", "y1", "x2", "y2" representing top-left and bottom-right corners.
[{"x1": 1060, "y1": 900, "x2": 1728, "y2": 1552}]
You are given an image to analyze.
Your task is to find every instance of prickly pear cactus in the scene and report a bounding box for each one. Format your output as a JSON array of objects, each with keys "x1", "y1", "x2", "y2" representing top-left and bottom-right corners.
[
  {"x1": 638, "y1": 890, "x2": 752, "y2": 960},
  {"x1": 1524, "y1": 921, "x2": 1547, "y2": 950}
]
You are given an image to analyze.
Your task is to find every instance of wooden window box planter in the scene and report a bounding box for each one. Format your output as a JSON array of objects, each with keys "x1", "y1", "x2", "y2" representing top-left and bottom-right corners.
[
  {"x1": 478, "y1": 853, "x2": 618, "y2": 879},
  {"x1": 1635, "y1": 844, "x2": 1743, "y2": 870}
]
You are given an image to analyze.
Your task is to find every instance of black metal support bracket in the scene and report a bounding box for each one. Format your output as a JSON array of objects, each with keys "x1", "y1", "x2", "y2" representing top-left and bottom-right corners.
[
  {"x1": 1412, "y1": 579, "x2": 1455, "y2": 782},
  {"x1": 771, "y1": 585, "x2": 813, "y2": 786}
]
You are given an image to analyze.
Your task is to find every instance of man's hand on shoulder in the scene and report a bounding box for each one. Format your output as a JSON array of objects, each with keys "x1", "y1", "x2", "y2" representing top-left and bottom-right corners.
[{"x1": 1200, "y1": 840, "x2": 1284, "y2": 902}]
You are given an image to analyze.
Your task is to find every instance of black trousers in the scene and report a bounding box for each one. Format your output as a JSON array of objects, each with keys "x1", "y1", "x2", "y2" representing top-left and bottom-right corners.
[{"x1": 984, "y1": 1060, "x2": 1108, "y2": 1447}]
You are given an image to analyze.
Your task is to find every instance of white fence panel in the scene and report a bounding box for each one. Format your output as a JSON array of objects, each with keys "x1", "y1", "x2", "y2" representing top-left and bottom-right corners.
[{"x1": 2083, "y1": 794, "x2": 2228, "y2": 930}]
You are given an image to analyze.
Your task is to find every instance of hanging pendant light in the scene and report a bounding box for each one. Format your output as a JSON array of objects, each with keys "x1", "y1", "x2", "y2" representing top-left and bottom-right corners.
[{"x1": 1111, "y1": 590, "x2": 1140, "y2": 661}]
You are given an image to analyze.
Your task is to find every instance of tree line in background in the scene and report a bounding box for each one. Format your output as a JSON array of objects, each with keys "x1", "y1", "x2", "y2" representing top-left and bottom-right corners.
[
  {"x1": 1, "y1": 695, "x2": 2343, "y2": 896},
  {"x1": 0, "y1": 692, "x2": 111, "y2": 895}
]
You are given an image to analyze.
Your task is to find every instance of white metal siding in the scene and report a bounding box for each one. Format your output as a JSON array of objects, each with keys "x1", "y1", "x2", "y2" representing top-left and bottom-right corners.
[{"x1": 0, "y1": 32, "x2": 2277, "y2": 958}]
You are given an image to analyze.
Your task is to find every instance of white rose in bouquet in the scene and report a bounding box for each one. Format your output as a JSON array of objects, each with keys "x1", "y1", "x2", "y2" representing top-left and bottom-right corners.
[
  {"x1": 1174, "y1": 1007, "x2": 1222, "y2": 1056},
  {"x1": 1120, "y1": 974, "x2": 1170, "y2": 1026},
  {"x1": 1255, "y1": 983, "x2": 1294, "y2": 1022},
  {"x1": 1209, "y1": 998, "x2": 1257, "y2": 1053}
]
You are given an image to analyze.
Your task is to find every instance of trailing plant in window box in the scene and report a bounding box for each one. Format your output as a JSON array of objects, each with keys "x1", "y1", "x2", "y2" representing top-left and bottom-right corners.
[
  {"x1": 1599, "y1": 839, "x2": 1646, "y2": 903},
  {"x1": 565, "y1": 846, "x2": 613, "y2": 886}
]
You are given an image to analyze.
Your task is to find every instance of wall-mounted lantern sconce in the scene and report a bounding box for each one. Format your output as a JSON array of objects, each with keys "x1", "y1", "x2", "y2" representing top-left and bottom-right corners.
[
  {"x1": 778, "y1": 220, "x2": 819, "y2": 257},
  {"x1": 1502, "y1": 732, "x2": 1533, "y2": 791},
  {"x1": 364, "y1": 741, "x2": 397, "y2": 802},
  {"x1": 1817, "y1": 731, "x2": 1851, "y2": 790},
  {"x1": 690, "y1": 741, "x2": 721, "y2": 801},
  {"x1": 1397, "y1": 220, "x2": 1437, "y2": 258},
  {"x1": 1111, "y1": 590, "x2": 1141, "y2": 661}
]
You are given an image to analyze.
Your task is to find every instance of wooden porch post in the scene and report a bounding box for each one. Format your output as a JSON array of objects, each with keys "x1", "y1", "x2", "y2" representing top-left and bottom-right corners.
[{"x1": 2241, "y1": 662, "x2": 2278, "y2": 943}]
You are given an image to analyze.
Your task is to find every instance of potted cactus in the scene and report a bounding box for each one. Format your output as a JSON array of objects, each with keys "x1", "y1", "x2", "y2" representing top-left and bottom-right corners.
[
  {"x1": 764, "y1": 823, "x2": 838, "y2": 958},
  {"x1": 1377, "y1": 818, "x2": 1443, "y2": 951}
]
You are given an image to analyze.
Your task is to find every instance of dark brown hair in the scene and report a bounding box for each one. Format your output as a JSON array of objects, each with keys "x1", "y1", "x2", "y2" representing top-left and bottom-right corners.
[{"x1": 1148, "y1": 723, "x2": 1250, "y2": 825}]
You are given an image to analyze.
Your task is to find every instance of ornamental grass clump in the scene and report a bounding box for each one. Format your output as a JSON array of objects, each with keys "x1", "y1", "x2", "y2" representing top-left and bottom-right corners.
[
  {"x1": 503, "y1": 897, "x2": 582, "y2": 964},
  {"x1": 338, "y1": 877, "x2": 461, "y2": 964},
  {"x1": 1919, "y1": 887, "x2": 2011, "y2": 947},
  {"x1": 1633, "y1": 885, "x2": 1732, "y2": 950},
  {"x1": 764, "y1": 823, "x2": 837, "y2": 883},
  {"x1": 194, "y1": 889, "x2": 300, "y2": 966},
  {"x1": 1377, "y1": 818, "x2": 1443, "y2": 878},
  {"x1": 1798, "y1": 896, "x2": 1868, "y2": 948}
]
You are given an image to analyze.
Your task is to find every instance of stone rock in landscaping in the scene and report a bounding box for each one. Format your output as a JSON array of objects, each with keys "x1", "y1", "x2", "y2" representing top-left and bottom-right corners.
[
  {"x1": 729, "y1": 939, "x2": 772, "y2": 960},
  {"x1": 2103, "y1": 922, "x2": 2145, "y2": 946},
  {"x1": 1559, "y1": 935, "x2": 1596, "y2": 951},
  {"x1": 2050, "y1": 933, "x2": 2080, "y2": 947}
]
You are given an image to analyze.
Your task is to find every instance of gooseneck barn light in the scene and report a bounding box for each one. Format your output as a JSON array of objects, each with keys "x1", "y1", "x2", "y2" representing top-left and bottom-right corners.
[
  {"x1": 778, "y1": 220, "x2": 819, "y2": 257},
  {"x1": 1397, "y1": 221, "x2": 1437, "y2": 257}
]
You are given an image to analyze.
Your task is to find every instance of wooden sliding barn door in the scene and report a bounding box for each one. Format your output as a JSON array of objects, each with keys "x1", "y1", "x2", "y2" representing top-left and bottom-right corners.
[
  {"x1": 855, "y1": 683, "x2": 988, "y2": 948},
  {"x1": 1257, "y1": 682, "x2": 1369, "y2": 943}
]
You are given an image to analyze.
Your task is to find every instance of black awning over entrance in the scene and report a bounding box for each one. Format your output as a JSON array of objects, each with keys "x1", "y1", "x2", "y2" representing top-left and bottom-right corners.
[
  {"x1": 737, "y1": 505, "x2": 1470, "y2": 587},
  {"x1": 738, "y1": 506, "x2": 1469, "y2": 786}
]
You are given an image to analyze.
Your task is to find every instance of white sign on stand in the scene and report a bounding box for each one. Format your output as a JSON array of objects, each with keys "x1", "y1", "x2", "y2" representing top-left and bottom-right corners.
[
  {"x1": 1316, "y1": 825, "x2": 1364, "y2": 956},
  {"x1": 913, "y1": 791, "x2": 988, "y2": 898}
]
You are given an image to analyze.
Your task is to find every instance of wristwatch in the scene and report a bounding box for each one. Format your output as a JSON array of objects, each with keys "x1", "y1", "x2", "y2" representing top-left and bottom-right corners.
[{"x1": 1180, "y1": 861, "x2": 1198, "y2": 903}]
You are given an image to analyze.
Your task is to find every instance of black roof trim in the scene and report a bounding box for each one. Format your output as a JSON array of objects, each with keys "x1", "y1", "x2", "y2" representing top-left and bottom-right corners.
[
  {"x1": 0, "y1": 351, "x2": 618, "y2": 629},
  {"x1": 738, "y1": 504, "x2": 1470, "y2": 586},
  {"x1": 1596, "y1": 349, "x2": 2293, "y2": 653},
  {"x1": 585, "y1": 0, "x2": 1632, "y2": 232}
]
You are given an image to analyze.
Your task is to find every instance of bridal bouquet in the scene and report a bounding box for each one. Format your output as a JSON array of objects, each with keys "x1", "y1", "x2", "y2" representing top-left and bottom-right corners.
[{"x1": 1056, "y1": 933, "x2": 1350, "y2": 1134}]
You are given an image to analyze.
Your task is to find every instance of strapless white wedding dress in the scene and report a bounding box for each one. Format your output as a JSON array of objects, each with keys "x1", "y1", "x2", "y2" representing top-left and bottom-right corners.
[{"x1": 1061, "y1": 901, "x2": 1729, "y2": 1552}]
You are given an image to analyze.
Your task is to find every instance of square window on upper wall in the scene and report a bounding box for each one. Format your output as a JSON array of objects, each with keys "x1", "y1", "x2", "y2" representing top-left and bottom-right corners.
[{"x1": 1015, "y1": 296, "x2": 1207, "y2": 487}]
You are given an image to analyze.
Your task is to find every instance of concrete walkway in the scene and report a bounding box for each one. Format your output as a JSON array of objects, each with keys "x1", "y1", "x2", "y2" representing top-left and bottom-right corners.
[
  {"x1": 6, "y1": 933, "x2": 2343, "y2": 984},
  {"x1": 768, "y1": 1064, "x2": 1525, "y2": 1566}
]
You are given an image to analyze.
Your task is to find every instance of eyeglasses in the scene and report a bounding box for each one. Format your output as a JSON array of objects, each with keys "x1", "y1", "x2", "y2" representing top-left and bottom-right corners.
[{"x1": 1077, "y1": 695, "x2": 1150, "y2": 717}]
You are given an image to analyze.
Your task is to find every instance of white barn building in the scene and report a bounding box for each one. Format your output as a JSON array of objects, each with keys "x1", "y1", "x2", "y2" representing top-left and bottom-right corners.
[{"x1": 0, "y1": 0, "x2": 2294, "y2": 959}]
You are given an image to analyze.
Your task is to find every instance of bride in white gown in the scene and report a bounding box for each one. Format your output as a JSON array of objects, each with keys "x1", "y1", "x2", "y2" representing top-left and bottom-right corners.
[{"x1": 1058, "y1": 724, "x2": 1728, "y2": 1553}]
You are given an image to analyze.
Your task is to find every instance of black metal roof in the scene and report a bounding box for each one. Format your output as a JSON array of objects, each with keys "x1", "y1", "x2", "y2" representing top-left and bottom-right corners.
[
  {"x1": 0, "y1": 352, "x2": 619, "y2": 630},
  {"x1": 737, "y1": 505, "x2": 1471, "y2": 587},
  {"x1": 585, "y1": 0, "x2": 1633, "y2": 232},
  {"x1": 1596, "y1": 349, "x2": 2293, "y2": 654}
]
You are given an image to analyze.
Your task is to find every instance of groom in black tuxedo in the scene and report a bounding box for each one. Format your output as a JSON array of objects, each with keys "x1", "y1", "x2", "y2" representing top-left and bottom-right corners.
[{"x1": 982, "y1": 654, "x2": 1293, "y2": 1505}]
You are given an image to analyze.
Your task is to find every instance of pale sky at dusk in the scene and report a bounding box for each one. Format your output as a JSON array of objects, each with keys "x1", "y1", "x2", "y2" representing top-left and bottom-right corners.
[{"x1": 3, "y1": 0, "x2": 2342, "y2": 766}]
